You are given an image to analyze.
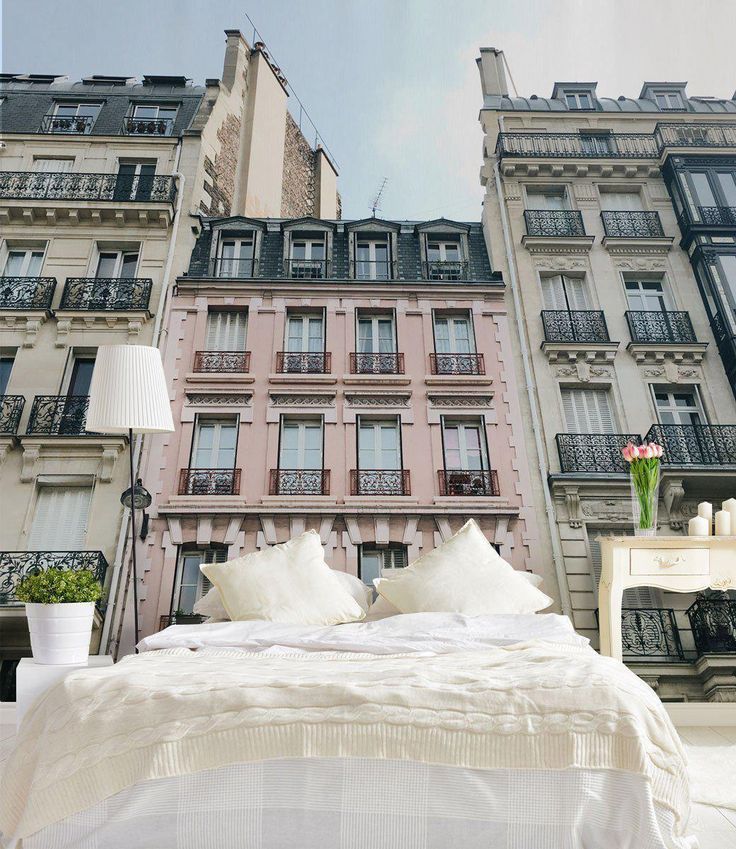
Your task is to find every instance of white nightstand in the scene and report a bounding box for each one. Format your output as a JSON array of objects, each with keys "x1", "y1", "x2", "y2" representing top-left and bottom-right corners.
[
  {"x1": 16, "y1": 655, "x2": 114, "y2": 728},
  {"x1": 598, "y1": 535, "x2": 736, "y2": 662}
]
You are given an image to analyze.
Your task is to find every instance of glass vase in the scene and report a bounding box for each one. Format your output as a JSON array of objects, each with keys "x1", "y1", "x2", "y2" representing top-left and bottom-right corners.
[{"x1": 630, "y1": 463, "x2": 660, "y2": 536}]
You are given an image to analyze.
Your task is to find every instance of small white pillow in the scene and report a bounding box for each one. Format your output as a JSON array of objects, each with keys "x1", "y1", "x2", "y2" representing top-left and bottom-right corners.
[
  {"x1": 375, "y1": 519, "x2": 552, "y2": 616},
  {"x1": 201, "y1": 531, "x2": 365, "y2": 625}
]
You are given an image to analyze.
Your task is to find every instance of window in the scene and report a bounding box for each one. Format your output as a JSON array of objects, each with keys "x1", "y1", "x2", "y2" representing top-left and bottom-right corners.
[
  {"x1": 359, "y1": 544, "x2": 408, "y2": 586},
  {"x1": 192, "y1": 418, "x2": 238, "y2": 469},
  {"x1": 128, "y1": 103, "x2": 177, "y2": 136},
  {"x1": 358, "y1": 419, "x2": 401, "y2": 470},
  {"x1": 599, "y1": 191, "x2": 644, "y2": 211},
  {"x1": 95, "y1": 249, "x2": 139, "y2": 279},
  {"x1": 716, "y1": 255, "x2": 736, "y2": 311},
  {"x1": 564, "y1": 92, "x2": 593, "y2": 110},
  {"x1": 715, "y1": 172, "x2": 736, "y2": 208},
  {"x1": 286, "y1": 313, "x2": 324, "y2": 353},
  {"x1": 175, "y1": 547, "x2": 227, "y2": 615},
  {"x1": 279, "y1": 419, "x2": 323, "y2": 470},
  {"x1": 687, "y1": 172, "x2": 717, "y2": 208},
  {"x1": 0, "y1": 357, "x2": 13, "y2": 394},
  {"x1": 653, "y1": 387, "x2": 704, "y2": 426},
  {"x1": 624, "y1": 277, "x2": 668, "y2": 311},
  {"x1": 525, "y1": 188, "x2": 569, "y2": 210},
  {"x1": 357, "y1": 313, "x2": 396, "y2": 354},
  {"x1": 580, "y1": 133, "x2": 611, "y2": 155},
  {"x1": 28, "y1": 486, "x2": 92, "y2": 550},
  {"x1": 540, "y1": 274, "x2": 589, "y2": 311},
  {"x1": 561, "y1": 388, "x2": 615, "y2": 434},
  {"x1": 114, "y1": 161, "x2": 156, "y2": 202},
  {"x1": 442, "y1": 419, "x2": 488, "y2": 471},
  {"x1": 32, "y1": 157, "x2": 74, "y2": 173},
  {"x1": 217, "y1": 235, "x2": 255, "y2": 278},
  {"x1": 132, "y1": 103, "x2": 178, "y2": 122},
  {"x1": 46, "y1": 102, "x2": 101, "y2": 133},
  {"x1": 290, "y1": 238, "x2": 326, "y2": 278},
  {"x1": 206, "y1": 310, "x2": 247, "y2": 352},
  {"x1": 67, "y1": 358, "x2": 95, "y2": 396},
  {"x1": 434, "y1": 314, "x2": 474, "y2": 353},
  {"x1": 425, "y1": 239, "x2": 463, "y2": 279},
  {"x1": 654, "y1": 91, "x2": 684, "y2": 110},
  {"x1": 355, "y1": 239, "x2": 390, "y2": 280},
  {"x1": 2, "y1": 248, "x2": 44, "y2": 277}
]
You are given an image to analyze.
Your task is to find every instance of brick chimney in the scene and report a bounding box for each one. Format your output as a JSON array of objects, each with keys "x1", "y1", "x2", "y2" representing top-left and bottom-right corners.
[{"x1": 477, "y1": 48, "x2": 509, "y2": 98}]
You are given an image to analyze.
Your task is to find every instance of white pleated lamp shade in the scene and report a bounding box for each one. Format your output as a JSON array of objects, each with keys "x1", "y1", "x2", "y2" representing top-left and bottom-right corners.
[{"x1": 86, "y1": 345, "x2": 174, "y2": 434}]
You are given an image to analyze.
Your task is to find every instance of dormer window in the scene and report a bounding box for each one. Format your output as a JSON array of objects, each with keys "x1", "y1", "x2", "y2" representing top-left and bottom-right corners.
[
  {"x1": 216, "y1": 234, "x2": 255, "y2": 278},
  {"x1": 42, "y1": 102, "x2": 102, "y2": 134},
  {"x1": 565, "y1": 91, "x2": 593, "y2": 110},
  {"x1": 426, "y1": 239, "x2": 463, "y2": 280},
  {"x1": 289, "y1": 237, "x2": 327, "y2": 279},
  {"x1": 124, "y1": 103, "x2": 178, "y2": 136},
  {"x1": 654, "y1": 91, "x2": 684, "y2": 110},
  {"x1": 355, "y1": 237, "x2": 391, "y2": 280}
]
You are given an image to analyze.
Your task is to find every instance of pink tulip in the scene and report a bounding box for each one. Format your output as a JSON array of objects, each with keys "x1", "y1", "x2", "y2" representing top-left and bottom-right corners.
[{"x1": 631, "y1": 445, "x2": 640, "y2": 460}]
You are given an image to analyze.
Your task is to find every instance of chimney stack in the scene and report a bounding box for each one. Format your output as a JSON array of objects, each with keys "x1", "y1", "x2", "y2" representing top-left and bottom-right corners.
[{"x1": 477, "y1": 48, "x2": 509, "y2": 98}]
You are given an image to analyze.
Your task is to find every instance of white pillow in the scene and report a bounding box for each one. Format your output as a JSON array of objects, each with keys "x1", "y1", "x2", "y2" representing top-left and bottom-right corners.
[
  {"x1": 193, "y1": 567, "x2": 372, "y2": 621},
  {"x1": 374, "y1": 519, "x2": 552, "y2": 616},
  {"x1": 201, "y1": 531, "x2": 365, "y2": 625}
]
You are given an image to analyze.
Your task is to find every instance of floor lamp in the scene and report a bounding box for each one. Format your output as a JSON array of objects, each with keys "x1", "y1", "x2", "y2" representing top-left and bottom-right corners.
[{"x1": 86, "y1": 345, "x2": 174, "y2": 649}]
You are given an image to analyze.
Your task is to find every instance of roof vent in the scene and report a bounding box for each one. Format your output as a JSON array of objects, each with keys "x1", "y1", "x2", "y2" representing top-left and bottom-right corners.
[
  {"x1": 530, "y1": 94, "x2": 538, "y2": 100},
  {"x1": 23, "y1": 74, "x2": 68, "y2": 84},
  {"x1": 618, "y1": 95, "x2": 626, "y2": 101}
]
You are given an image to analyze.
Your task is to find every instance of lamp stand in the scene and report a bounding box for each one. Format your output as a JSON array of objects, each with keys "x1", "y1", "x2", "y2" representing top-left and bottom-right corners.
[{"x1": 128, "y1": 427, "x2": 140, "y2": 651}]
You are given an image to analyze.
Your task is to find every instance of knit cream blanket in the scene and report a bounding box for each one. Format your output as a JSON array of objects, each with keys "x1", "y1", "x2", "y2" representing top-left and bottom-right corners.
[{"x1": 0, "y1": 642, "x2": 689, "y2": 842}]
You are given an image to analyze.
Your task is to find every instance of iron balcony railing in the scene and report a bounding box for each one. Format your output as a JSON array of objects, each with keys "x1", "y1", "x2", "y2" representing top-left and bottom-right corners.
[
  {"x1": 430, "y1": 353, "x2": 485, "y2": 376},
  {"x1": 423, "y1": 261, "x2": 468, "y2": 281},
  {"x1": 626, "y1": 311, "x2": 698, "y2": 344},
  {"x1": 39, "y1": 114, "x2": 95, "y2": 134},
  {"x1": 210, "y1": 257, "x2": 258, "y2": 278},
  {"x1": 158, "y1": 613, "x2": 205, "y2": 630},
  {"x1": 59, "y1": 278, "x2": 152, "y2": 311},
  {"x1": 497, "y1": 132, "x2": 658, "y2": 159},
  {"x1": 696, "y1": 206, "x2": 736, "y2": 227},
  {"x1": 284, "y1": 259, "x2": 330, "y2": 279},
  {"x1": 687, "y1": 594, "x2": 736, "y2": 654},
  {"x1": 524, "y1": 209, "x2": 586, "y2": 238},
  {"x1": 656, "y1": 122, "x2": 736, "y2": 151},
  {"x1": 0, "y1": 276, "x2": 56, "y2": 310},
  {"x1": 556, "y1": 433, "x2": 642, "y2": 473},
  {"x1": 178, "y1": 468, "x2": 241, "y2": 496},
  {"x1": 26, "y1": 395, "x2": 92, "y2": 436},
  {"x1": 350, "y1": 469, "x2": 411, "y2": 496},
  {"x1": 0, "y1": 551, "x2": 108, "y2": 606},
  {"x1": 122, "y1": 116, "x2": 175, "y2": 136},
  {"x1": 0, "y1": 396, "x2": 25, "y2": 435},
  {"x1": 276, "y1": 351, "x2": 331, "y2": 374},
  {"x1": 601, "y1": 210, "x2": 665, "y2": 238},
  {"x1": 541, "y1": 310, "x2": 610, "y2": 343},
  {"x1": 269, "y1": 469, "x2": 330, "y2": 496},
  {"x1": 351, "y1": 260, "x2": 395, "y2": 281},
  {"x1": 0, "y1": 171, "x2": 177, "y2": 203},
  {"x1": 349, "y1": 352, "x2": 405, "y2": 374},
  {"x1": 193, "y1": 351, "x2": 251, "y2": 373},
  {"x1": 594, "y1": 608, "x2": 685, "y2": 660},
  {"x1": 645, "y1": 424, "x2": 736, "y2": 466},
  {"x1": 438, "y1": 469, "x2": 500, "y2": 497}
]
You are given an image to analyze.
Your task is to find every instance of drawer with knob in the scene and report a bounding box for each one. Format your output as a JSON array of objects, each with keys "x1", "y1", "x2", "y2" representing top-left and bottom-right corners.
[{"x1": 629, "y1": 547, "x2": 709, "y2": 577}]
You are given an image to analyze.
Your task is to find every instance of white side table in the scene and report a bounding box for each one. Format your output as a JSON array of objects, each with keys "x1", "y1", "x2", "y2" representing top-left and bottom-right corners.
[{"x1": 16, "y1": 655, "x2": 114, "y2": 728}]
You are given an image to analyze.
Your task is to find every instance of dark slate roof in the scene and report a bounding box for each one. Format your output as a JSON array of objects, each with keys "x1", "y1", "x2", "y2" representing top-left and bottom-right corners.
[
  {"x1": 186, "y1": 218, "x2": 500, "y2": 284},
  {"x1": 482, "y1": 93, "x2": 736, "y2": 114},
  {"x1": 0, "y1": 78, "x2": 206, "y2": 135}
]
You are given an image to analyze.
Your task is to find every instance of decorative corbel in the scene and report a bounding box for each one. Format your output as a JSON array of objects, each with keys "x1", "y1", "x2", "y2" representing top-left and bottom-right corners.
[
  {"x1": 662, "y1": 477, "x2": 685, "y2": 530},
  {"x1": 564, "y1": 486, "x2": 582, "y2": 528},
  {"x1": 20, "y1": 445, "x2": 40, "y2": 482}
]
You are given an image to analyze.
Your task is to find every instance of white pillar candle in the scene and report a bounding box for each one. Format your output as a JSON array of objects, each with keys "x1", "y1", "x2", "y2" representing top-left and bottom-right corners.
[
  {"x1": 715, "y1": 510, "x2": 732, "y2": 536},
  {"x1": 723, "y1": 498, "x2": 736, "y2": 534},
  {"x1": 689, "y1": 515, "x2": 710, "y2": 537},
  {"x1": 697, "y1": 502, "x2": 713, "y2": 534}
]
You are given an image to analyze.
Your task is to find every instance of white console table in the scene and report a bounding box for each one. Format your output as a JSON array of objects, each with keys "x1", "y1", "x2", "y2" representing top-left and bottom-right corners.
[{"x1": 598, "y1": 535, "x2": 736, "y2": 662}]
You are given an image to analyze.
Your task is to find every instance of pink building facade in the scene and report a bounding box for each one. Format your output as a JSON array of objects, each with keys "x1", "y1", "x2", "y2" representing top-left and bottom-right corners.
[{"x1": 138, "y1": 215, "x2": 548, "y2": 634}]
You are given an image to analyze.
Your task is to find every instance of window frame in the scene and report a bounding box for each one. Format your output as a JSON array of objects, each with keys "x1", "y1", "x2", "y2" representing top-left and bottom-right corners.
[
  {"x1": 189, "y1": 415, "x2": 240, "y2": 470},
  {"x1": 171, "y1": 545, "x2": 228, "y2": 616},
  {"x1": 355, "y1": 309, "x2": 397, "y2": 354},
  {"x1": 650, "y1": 385, "x2": 707, "y2": 426},
  {"x1": 277, "y1": 416, "x2": 325, "y2": 471},
  {"x1": 2, "y1": 245, "x2": 47, "y2": 277},
  {"x1": 440, "y1": 416, "x2": 490, "y2": 472},
  {"x1": 563, "y1": 91, "x2": 594, "y2": 110},
  {"x1": 216, "y1": 233, "x2": 256, "y2": 278},
  {"x1": 358, "y1": 543, "x2": 408, "y2": 585},
  {"x1": 354, "y1": 236, "x2": 392, "y2": 280},
  {"x1": 284, "y1": 310, "x2": 326, "y2": 353},
  {"x1": 432, "y1": 311, "x2": 476, "y2": 354},
  {"x1": 356, "y1": 416, "x2": 403, "y2": 472}
]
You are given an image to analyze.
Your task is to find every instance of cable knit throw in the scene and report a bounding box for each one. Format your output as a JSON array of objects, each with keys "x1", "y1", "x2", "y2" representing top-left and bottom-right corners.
[{"x1": 0, "y1": 642, "x2": 690, "y2": 843}]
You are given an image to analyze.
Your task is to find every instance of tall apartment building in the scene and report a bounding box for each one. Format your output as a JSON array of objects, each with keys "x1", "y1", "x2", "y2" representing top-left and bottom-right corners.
[
  {"x1": 136, "y1": 214, "x2": 548, "y2": 637},
  {"x1": 0, "y1": 31, "x2": 339, "y2": 692},
  {"x1": 477, "y1": 49, "x2": 736, "y2": 701}
]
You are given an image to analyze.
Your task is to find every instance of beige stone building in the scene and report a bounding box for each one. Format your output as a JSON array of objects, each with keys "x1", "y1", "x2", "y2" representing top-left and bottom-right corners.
[
  {"x1": 0, "y1": 30, "x2": 338, "y2": 692},
  {"x1": 477, "y1": 48, "x2": 736, "y2": 701}
]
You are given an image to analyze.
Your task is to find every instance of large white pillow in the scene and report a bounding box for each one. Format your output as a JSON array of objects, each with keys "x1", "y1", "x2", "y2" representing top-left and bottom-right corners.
[
  {"x1": 201, "y1": 531, "x2": 365, "y2": 625},
  {"x1": 194, "y1": 568, "x2": 373, "y2": 621},
  {"x1": 374, "y1": 519, "x2": 552, "y2": 616}
]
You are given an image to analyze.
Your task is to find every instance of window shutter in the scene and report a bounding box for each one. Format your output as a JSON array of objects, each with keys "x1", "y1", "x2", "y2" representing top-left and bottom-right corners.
[
  {"x1": 541, "y1": 275, "x2": 566, "y2": 310},
  {"x1": 206, "y1": 311, "x2": 247, "y2": 351},
  {"x1": 589, "y1": 531, "x2": 657, "y2": 607},
  {"x1": 29, "y1": 486, "x2": 92, "y2": 550},
  {"x1": 561, "y1": 389, "x2": 614, "y2": 434},
  {"x1": 565, "y1": 277, "x2": 589, "y2": 310}
]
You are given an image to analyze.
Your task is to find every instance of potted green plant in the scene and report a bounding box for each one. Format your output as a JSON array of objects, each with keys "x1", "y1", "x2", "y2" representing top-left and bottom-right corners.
[{"x1": 16, "y1": 568, "x2": 103, "y2": 665}]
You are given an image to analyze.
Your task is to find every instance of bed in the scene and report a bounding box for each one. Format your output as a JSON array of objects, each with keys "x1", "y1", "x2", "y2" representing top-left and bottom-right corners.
[{"x1": 1, "y1": 612, "x2": 696, "y2": 849}]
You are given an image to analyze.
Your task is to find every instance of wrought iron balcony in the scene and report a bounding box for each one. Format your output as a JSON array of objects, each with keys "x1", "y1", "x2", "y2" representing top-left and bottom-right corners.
[
  {"x1": 601, "y1": 210, "x2": 664, "y2": 238},
  {"x1": 59, "y1": 278, "x2": 152, "y2": 311},
  {"x1": 524, "y1": 209, "x2": 586, "y2": 238},
  {"x1": 210, "y1": 257, "x2": 258, "y2": 278},
  {"x1": 430, "y1": 353, "x2": 485, "y2": 376},
  {"x1": 349, "y1": 352, "x2": 405, "y2": 374},
  {"x1": 556, "y1": 433, "x2": 642, "y2": 473},
  {"x1": 645, "y1": 424, "x2": 736, "y2": 466},
  {"x1": 193, "y1": 351, "x2": 251, "y2": 373},
  {"x1": 626, "y1": 311, "x2": 697, "y2": 344},
  {"x1": 158, "y1": 613, "x2": 205, "y2": 630},
  {"x1": 594, "y1": 608, "x2": 685, "y2": 660},
  {"x1": 0, "y1": 396, "x2": 24, "y2": 435},
  {"x1": 350, "y1": 469, "x2": 411, "y2": 496},
  {"x1": 178, "y1": 468, "x2": 241, "y2": 496},
  {"x1": 656, "y1": 122, "x2": 736, "y2": 151},
  {"x1": 0, "y1": 171, "x2": 177, "y2": 203},
  {"x1": 687, "y1": 594, "x2": 736, "y2": 654},
  {"x1": 122, "y1": 116, "x2": 174, "y2": 136},
  {"x1": 284, "y1": 259, "x2": 330, "y2": 279},
  {"x1": 0, "y1": 276, "x2": 56, "y2": 310},
  {"x1": 39, "y1": 114, "x2": 95, "y2": 134},
  {"x1": 497, "y1": 132, "x2": 658, "y2": 159},
  {"x1": 351, "y1": 260, "x2": 394, "y2": 281},
  {"x1": 541, "y1": 310, "x2": 610, "y2": 343},
  {"x1": 269, "y1": 469, "x2": 330, "y2": 495},
  {"x1": 438, "y1": 469, "x2": 500, "y2": 497},
  {"x1": 276, "y1": 351, "x2": 331, "y2": 374},
  {"x1": 26, "y1": 395, "x2": 92, "y2": 436},
  {"x1": 0, "y1": 551, "x2": 108, "y2": 606},
  {"x1": 697, "y1": 206, "x2": 736, "y2": 227},
  {"x1": 422, "y1": 261, "x2": 468, "y2": 281}
]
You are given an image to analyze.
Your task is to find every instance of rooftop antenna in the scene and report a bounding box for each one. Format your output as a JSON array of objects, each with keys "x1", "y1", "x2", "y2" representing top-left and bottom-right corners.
[{"x1": 371, "y1": 178, "x2": 388, "y2": 217}]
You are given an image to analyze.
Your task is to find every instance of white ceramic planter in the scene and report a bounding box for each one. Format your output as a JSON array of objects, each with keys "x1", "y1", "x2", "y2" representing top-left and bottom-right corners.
[{"x1": 25, "y1": 602, "x2": 95, "y2": 665}]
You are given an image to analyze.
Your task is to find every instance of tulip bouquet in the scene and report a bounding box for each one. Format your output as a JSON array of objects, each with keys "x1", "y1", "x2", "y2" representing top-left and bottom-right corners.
[{"x1": 622, "y1": 441, "x2": 664, "y2": 535}]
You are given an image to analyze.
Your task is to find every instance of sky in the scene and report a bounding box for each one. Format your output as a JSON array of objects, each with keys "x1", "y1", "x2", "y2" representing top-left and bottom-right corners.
[{"x1": 3, "y1": 0, "x2": 736, "y2": 221}]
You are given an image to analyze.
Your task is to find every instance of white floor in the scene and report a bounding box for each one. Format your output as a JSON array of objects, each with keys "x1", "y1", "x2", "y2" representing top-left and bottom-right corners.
[{"x1": 1, "y1": 717, "x2": 734, "y2": 846}]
